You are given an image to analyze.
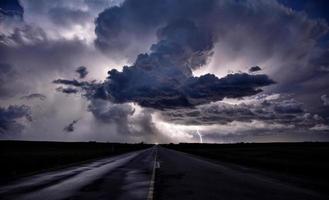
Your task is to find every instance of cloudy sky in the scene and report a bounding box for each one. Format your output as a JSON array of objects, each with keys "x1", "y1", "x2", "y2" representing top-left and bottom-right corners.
[{"x1": 1, "y1": 0, "x2": 329, "y2": 143}]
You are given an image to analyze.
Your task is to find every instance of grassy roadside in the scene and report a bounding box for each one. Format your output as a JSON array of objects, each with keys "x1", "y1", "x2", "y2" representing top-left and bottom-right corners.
[
  {"x1": 0, "y1": 140, "x2": 152, "y2": 183},
  {"x1": 163, "y1": 142, "x2": 329, "y2": 193}
]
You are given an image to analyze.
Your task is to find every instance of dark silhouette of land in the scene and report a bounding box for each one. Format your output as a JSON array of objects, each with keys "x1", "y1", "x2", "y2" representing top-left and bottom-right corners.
[{"x1": 162, "y1": 142, "x2": 329, "y2": 196}]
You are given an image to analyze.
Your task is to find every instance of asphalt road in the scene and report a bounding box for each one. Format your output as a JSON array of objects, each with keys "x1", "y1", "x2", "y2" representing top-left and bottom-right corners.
[
  {"x1": 0, "y1": 146, "x2": 327, "y2": 200},
  {"x1": 0, "y1": 148, "x2": 156, "y2": 200}
]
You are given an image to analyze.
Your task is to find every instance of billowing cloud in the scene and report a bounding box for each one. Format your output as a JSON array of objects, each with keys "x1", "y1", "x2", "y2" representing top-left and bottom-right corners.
[
  {"x1": 94, "y1": 0, "x2": 216, "y2": 57},
  {"x1": 57, "y1": 18, "x2": 275, "y2": 109},
  {"x1": 94, "y1": 0, "x2": 329, "y2": 119}
]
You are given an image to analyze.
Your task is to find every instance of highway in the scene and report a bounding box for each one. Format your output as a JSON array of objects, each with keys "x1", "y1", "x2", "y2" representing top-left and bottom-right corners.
[
  {"x1": 0, "y1": 146, "x2": 327, "y2": 200},
  {"x1": 0, "y1": 148, "x2": 156, "y2": 200}
]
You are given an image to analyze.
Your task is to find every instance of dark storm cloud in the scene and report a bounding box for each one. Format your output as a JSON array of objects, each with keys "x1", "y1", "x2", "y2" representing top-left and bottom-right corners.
[
  {"x1": 75, "y1": 66, "x2": 88, "y2": 79},
  {"x1": 182, "y1": 73, "x2": 274, "y2": 106},
  {"x1": 249, "y1": 66, "x2": 262, "y2": 73},
  {"x1": 0, "y1": 0, "x2": 23, "y2": 20},
  {"x1": 56, "y1": 16, "x2": 275, "y2": 109},
  {"x1": 0, "y1": 105, "x2": 31, "y2": 136},
  {"x1": 56, "y1": 87, "x2": 79, "y2": 94},
  {"x1": 53, "y1": 79, "x2": 96, "y2": 88},
  {"x1": 20, "y1": 93, "x2": 46, "y2": 101},
  {"x1": 98, "y1": 66, "x2": 273, "y2": 109},
  {"x1": 89, "y1": 0, "x2": 328, "y2": 122},
  {"x1": 159, "y1": 94, "x2": 324, "y2": 128},
  {"x1": 55, "y1": 70, "x2": 274, "y2": 109},
  {"x1": 94, "y1": 0, "x2": 216, "y2": 55},
  {"x1": 151, "y1": 19, "x2": 214, "y2": 72},
  {"x1": 87, "y1": 0, "x2": 279, "y2": 109},
  {"x1": 93, "y1": 0, "x2": 329, "y2": 116},
  {"x1": 279, "y1": 0, "x2": 329, "y2": 23},
  {"x1": 53, "y1": 79, "x2": 100, "y2": 96},
  {"x1": 63, "y1": 119, "x2": 79, "y2": 132}
]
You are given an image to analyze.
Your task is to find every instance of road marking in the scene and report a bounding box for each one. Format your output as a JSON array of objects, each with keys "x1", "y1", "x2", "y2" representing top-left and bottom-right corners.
[{"x1": 147, "y1": 147, "x2": 158, "y2": 200}]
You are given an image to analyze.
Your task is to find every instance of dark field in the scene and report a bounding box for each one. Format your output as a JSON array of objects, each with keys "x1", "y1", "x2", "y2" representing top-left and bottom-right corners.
[
  {"x1": 164, "y1": 142, "x2": 329, "y2": 194},
  {"x1": 0, "y1": 140, "x2": 151, "y2": 183}
]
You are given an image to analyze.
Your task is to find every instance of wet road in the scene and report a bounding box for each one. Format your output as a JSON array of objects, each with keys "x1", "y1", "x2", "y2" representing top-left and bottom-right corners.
[
  {"x1": 0, "y1": 148, "x2": 157, "y2": 200},
  {"x1": 0, "y1": 146, "x2": 327, "y2": 200}
]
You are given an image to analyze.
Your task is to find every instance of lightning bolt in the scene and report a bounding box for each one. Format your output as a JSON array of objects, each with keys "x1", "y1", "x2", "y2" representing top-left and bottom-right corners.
[{"x1": 196, "y1": 130, "x2": 203, "y2": 143}]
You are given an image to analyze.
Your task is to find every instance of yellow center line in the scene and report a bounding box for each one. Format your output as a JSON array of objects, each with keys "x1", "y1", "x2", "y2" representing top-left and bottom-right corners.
[{"x1": 147, "y1": 147, "x2": 158, "y2": 200}]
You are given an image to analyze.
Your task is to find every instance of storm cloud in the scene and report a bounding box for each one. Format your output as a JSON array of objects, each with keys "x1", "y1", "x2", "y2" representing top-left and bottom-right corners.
[
  {"x1": 159, "y1": 94, "x2": 322, "y2": 127},
  {"x1": 63, "y1": 119, "x2": 79, "y2": 132},
  {"x1": 249, "y1": 66, "x2": 262, "y2": 73},
  {"x1": 75, "y1": 66, "x2": 88, "y2": 79},
  {"x1": 1, "y1": 0, "x2": 329, "y2": 143},
  {"x1": 20, "y1": 93, "x2": 47, "y2": 101},
  {"x1": 0, "y1": 105, "x2": 31, "y2": 136},
  {"x1": 57, "y1": 18, "x2": 275, "y2": 109}
]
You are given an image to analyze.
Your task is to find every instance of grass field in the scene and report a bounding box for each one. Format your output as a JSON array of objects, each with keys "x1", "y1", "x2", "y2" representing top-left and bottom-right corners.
[
  {"x1": 164, "y1": 142, "x2": 329, "y2": 193},
  {"x1": 0, "y1": 140, "x2": 151, "y2": 183}
]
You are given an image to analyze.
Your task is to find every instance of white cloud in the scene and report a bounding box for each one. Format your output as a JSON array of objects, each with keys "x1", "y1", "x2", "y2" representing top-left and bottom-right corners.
[
  {"x1": 321, "y1": 94, "x2": 329, "y2": 106},
  {"x1": 310, "y1": 124, "x2": 329, "y2": 131}
]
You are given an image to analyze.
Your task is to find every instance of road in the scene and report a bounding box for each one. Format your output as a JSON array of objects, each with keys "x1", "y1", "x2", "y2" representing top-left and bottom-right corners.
[
  {"x1": 0, "y1": 146, "x2": 327, "y2": 200},
  {"x1": 0, "y1": 148, "x2": 156, "y2": 200}
]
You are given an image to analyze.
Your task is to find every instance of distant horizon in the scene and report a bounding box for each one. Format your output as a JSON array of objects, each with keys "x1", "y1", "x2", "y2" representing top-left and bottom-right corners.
[{"x1": 2, "y1": 140, "x2": 329, "y2": 145}]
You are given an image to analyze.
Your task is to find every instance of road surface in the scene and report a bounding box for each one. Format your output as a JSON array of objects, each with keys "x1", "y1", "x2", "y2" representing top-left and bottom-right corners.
[
  {"x1": 0, "y1": 146, "x2": 327, "y2": 200},
  {"x1": 0, "y1": 148, "x2": 156, "y2": 200}
]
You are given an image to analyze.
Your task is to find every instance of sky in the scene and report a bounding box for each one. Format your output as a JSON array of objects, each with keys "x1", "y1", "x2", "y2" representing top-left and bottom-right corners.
[{"x1": 0, "y1": 0, "x2": 329, "y2": 143}]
